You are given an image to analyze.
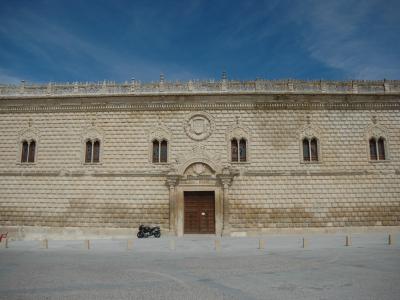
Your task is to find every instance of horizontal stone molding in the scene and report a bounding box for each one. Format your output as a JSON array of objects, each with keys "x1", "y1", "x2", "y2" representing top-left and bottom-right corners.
[
  {"x1": 0, "y1": 169, "x2": 397, "y2": 177},
  {"x1": 1, "y1": 94, "x2": 399, "y2": 114},
  {"x1": 0, "y1": 171, "x2": 168, "y2": 177},
  {"x1": 1, "y1": 79, "x2": 399, "y2": 98},
  {"x1": 244, "y1": 170, "x2": 398, "y2": 177}
]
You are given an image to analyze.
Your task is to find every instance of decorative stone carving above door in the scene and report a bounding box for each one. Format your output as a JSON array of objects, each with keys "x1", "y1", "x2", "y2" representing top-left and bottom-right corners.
[{"x1": 183, "y1": 163, "x2": 215, "y2": 178}]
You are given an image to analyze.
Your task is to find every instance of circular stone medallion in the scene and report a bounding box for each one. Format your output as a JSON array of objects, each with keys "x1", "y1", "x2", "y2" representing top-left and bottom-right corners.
[{"x1": 184, "y1": 112, "x2": 215, "y2": 141}]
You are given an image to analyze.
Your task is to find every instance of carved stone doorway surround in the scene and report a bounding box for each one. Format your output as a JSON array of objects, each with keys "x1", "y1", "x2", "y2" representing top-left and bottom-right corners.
[{"x1": 166, "y1": 162, "x2": 237, "y2": 236}]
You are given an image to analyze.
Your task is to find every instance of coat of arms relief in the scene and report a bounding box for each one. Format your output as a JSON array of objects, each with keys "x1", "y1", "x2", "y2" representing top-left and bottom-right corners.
[{"x1": 184, "y1": 112, "x2": 215, "y2": 141}]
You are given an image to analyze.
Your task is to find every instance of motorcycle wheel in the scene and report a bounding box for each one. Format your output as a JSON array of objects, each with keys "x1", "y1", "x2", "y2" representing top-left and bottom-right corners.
[
  {"x1": 154, "y1": 231, "x2": 161, "y2": 238},
  {"x1": 137, "y1": 231, "x2": 144, "y2": 238}
]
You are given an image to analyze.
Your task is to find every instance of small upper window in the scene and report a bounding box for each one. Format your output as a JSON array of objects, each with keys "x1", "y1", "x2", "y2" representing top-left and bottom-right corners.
[
  {"x1": 85, "y1": 139, "x2": 101, "y2": 163},
  {"x1": 21, "y1": 140, "x2": 36, "y2": 163},
  {"x1": 239, "y1": 138, "x2": 247, "y2": 162},
  {"x1": 369, "y1": 137, "x2": 386, "y2": 161},
  {"x1": 302, "y1": 137, "x2": 319, "y2": 162},
  {"x1": 231, "y1": 138, "x2": 238, "y2": 162},
  {"x1": 231, "y1": 138, "x2": 247, "y2": 162},
  {"x1": 160, "y1": 140, "x2": 168, "y2": 163},
  {"x1": 152, "y1": 139, "x2": 168, "y2": 163}
]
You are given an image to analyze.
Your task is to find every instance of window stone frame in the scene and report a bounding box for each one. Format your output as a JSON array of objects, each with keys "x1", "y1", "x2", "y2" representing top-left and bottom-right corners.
[
  {"x1": 148, "y1": 125, "x2": 172, "y2": 165},
  {"x1": 365, "y1": 125, "x2": 390, "y2": 163},
  {"x1": 226, "y1": 125, "x2": 250, "y2": 165},
  {"x1": 17, "y1": 128, "x2": 39, "y2": 166},
  {"x1": 299, "y1": 125, "x2": 322, "y2": 164},
  {"x1": 81, "y1": 126, "x2": 104, "y2": 166}
]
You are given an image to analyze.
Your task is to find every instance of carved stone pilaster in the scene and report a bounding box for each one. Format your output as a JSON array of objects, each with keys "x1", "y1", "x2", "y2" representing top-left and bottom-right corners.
[
  {"x1": 384, "y1": 79, "x2": 390, "y2": 93},
  {"x1": 166, "y1": 173, "x2": 180, "y2": 234},
  {"x1": 166, "y1": 174, "x2": 179, "y2": 189},
  {"x1": 320, "y1": 80, "x2": 327, "y2": 93},
  {"x1": 188, "y1": 80, "x2": 194, "y2": 92},
  {"x1": 217, "y1": 166, "x2": 238, "y2": 235},
  {"x1": 352, "y1": 81, "x2": 358, "y2": 94},
  {"x1": 20, "y1": 80, "x2": 25, "y2": 94},
  {"x1": 130, "y1": 78, "x2": 136, "y2": 92},
  {"x1": 221, "y1": 71, "x2": 228, "y2": 92},
  {"x1": 46, "y1": 83, "x2": 53, "y2": 95},
  {"x1": 287, "y1": 80, "x2": 294, "y2": 92},
  {"x1": 159, "y1": 73, "x2": 165, "y2": 92}
]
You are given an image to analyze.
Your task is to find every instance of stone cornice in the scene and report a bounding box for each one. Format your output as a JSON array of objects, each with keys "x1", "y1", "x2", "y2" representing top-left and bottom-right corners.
[
  {"x1": 244, "y1": 170, "x2": 399, "y2": 176},
  {"x1": 0, "y1": 171, "x2": 168, "y2": 177},
  {"x1": 0, "y1": 169, "x2": 397, "y2": 177},
  {"x1": 0, "y1": 93, "x2": 399, "y2": 113},
  {"x1": 1, "y1": 79, "x2": 399, "y2": 98}
]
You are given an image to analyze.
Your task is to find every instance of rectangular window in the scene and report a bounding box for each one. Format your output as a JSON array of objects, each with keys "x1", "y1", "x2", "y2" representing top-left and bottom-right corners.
[
  {"x1": 378, "y1": 138, "x2": 385, "y2": 160},
  {"x1": 152, "y1": 141, "x2": 159, "y2": 163},
  {"x1": 302, "y1": 139, "x2": 310, "y2": 161},
  {"x1": 21, "y1": 141, "x2": 28, "y2": 163},
  {"x1": 369, "y1": 139, "x2": 377, "y2": 160},
  {"x1": 160, "y1": 140, "x2": 168, "y2": 163},
  {"x1": 28, "y1": 141, "x2": 36, "y2": 163},
  {"x1": 310, "y1": 139, "x2": 318, "y2": 161},
  {"x1": 93, "y1": 141, "x2": 100, "y2": 163},
  {"x1": 231, "y1": 139, "x2": 238, "y2": 162},
  {"x1": 239, "y1": 139, "x2": 246, "y2": 162},
  {"x1": 85, "y1": 141, "x2": 92, "y2": 163}
]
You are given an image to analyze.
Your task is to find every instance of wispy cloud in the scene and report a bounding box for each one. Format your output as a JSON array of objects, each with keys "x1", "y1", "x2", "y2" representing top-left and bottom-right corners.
[
  {"x1": 0, "y1": 0, "x2": 398, "y2": 82},
  {"x1": 0, "y1": 4, "x2": 205, "y2": 82},
  {"x1": 294, "y1": 0, "x2": 400, "y2": 79}
]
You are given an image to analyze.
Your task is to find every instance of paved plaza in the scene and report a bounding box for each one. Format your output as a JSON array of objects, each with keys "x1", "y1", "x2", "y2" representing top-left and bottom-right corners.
[{"x1": 0, "y1": 233, "x2": 399, "y2": 300}]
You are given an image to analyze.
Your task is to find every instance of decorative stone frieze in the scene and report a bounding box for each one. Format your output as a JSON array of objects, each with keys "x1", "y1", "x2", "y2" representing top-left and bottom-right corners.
[{"x1": 1, "y1": 79, "x2": 399, "y2": 97}]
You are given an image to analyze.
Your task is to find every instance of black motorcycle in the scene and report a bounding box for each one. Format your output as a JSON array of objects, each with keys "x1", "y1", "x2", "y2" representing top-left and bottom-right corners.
[{"x1": 137, "y1": 225, "x2": 161, "y2": 238}]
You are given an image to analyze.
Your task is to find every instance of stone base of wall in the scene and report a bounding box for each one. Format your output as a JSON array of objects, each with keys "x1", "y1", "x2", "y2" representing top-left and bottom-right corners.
[
  {"x1": 0, "y1": 226, "x2": 173, "y2": 241},
  {"x1": 2, "y1": 225, "x2": 400, "y2": 240},
  {"x1": 229, "y1": 226, "x2": 400, "y2": 237}
]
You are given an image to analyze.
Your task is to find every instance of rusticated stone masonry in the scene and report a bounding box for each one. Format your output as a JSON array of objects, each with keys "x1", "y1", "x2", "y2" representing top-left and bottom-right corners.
[{"x1": 0, "y1": 79, "x2": 399, "y2": 238}]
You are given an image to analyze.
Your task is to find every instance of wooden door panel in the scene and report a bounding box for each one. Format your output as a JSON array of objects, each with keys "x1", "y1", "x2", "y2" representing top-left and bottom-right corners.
[{"x1": 184, "y1": 191, "x2": 215, "y2": 234}]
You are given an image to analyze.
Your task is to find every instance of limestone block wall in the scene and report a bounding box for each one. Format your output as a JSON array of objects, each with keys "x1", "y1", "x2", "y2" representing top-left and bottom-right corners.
[
  {"x1": 0, "y1": 93, "x2": 399, "y2": 235},
  {"x1": 0, "y1": 109, "x2": 399, "y2": 172},
  {"x1": 0, "y1": 175, "x2": 169, "y2": 229},
  {"x1": 229, "y1": 173, "x2": 400, "y2": 230}
]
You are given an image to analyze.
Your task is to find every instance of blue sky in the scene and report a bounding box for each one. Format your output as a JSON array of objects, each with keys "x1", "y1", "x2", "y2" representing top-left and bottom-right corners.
[{"x1": 0, "y1": 0, "x2": 399, "y2": 83}]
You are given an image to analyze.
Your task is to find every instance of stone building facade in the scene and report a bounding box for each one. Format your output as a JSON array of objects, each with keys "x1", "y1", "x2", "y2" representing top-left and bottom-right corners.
[{"x1": 0, "y1": 78, "x2": 399, "y2": 239}]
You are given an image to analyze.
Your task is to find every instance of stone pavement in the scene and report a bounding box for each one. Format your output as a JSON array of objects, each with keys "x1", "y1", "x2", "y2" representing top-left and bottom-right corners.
[{"x1": 0, "y1": 233, "x2": 399, "y2": 300}]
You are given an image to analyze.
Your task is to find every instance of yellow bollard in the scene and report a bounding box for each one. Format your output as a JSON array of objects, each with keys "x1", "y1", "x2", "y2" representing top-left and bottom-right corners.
[
  {"x1": 169, "y1": 239, "x2": 176, "y2": 251},
  {"x1": 258, "y1": 239, "x2": 265, "y2": 250},
  {"x1": 41, "y1": 239, "x2": 48, "y2": 249},
  {"x1": 214, "y1": 239, "x2": 221, "y2": 251},
  {"x1": 127, "y1": 240, "x2": 133, "y2": 250},
  {"x1": 388, "y1": 234, "x2": 394, "y2": 246},
  {"x1": 302, "y1": 237, "x2": 308, "y2": 248},
  {"x1": 84, "y1": 240, "x2": 90, "y2": 250},
  {"x1": 1, "y1": 238, "x2": 8, "y2": 249},
  {"x1": 345, "y1": 235, "x2": 351, "y2": 247}
]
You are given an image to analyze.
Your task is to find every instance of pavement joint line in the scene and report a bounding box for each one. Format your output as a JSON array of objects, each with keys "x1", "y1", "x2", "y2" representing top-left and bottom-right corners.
[{"x1": 1, "y1": 233, "x2": 400, "y2": 251}]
